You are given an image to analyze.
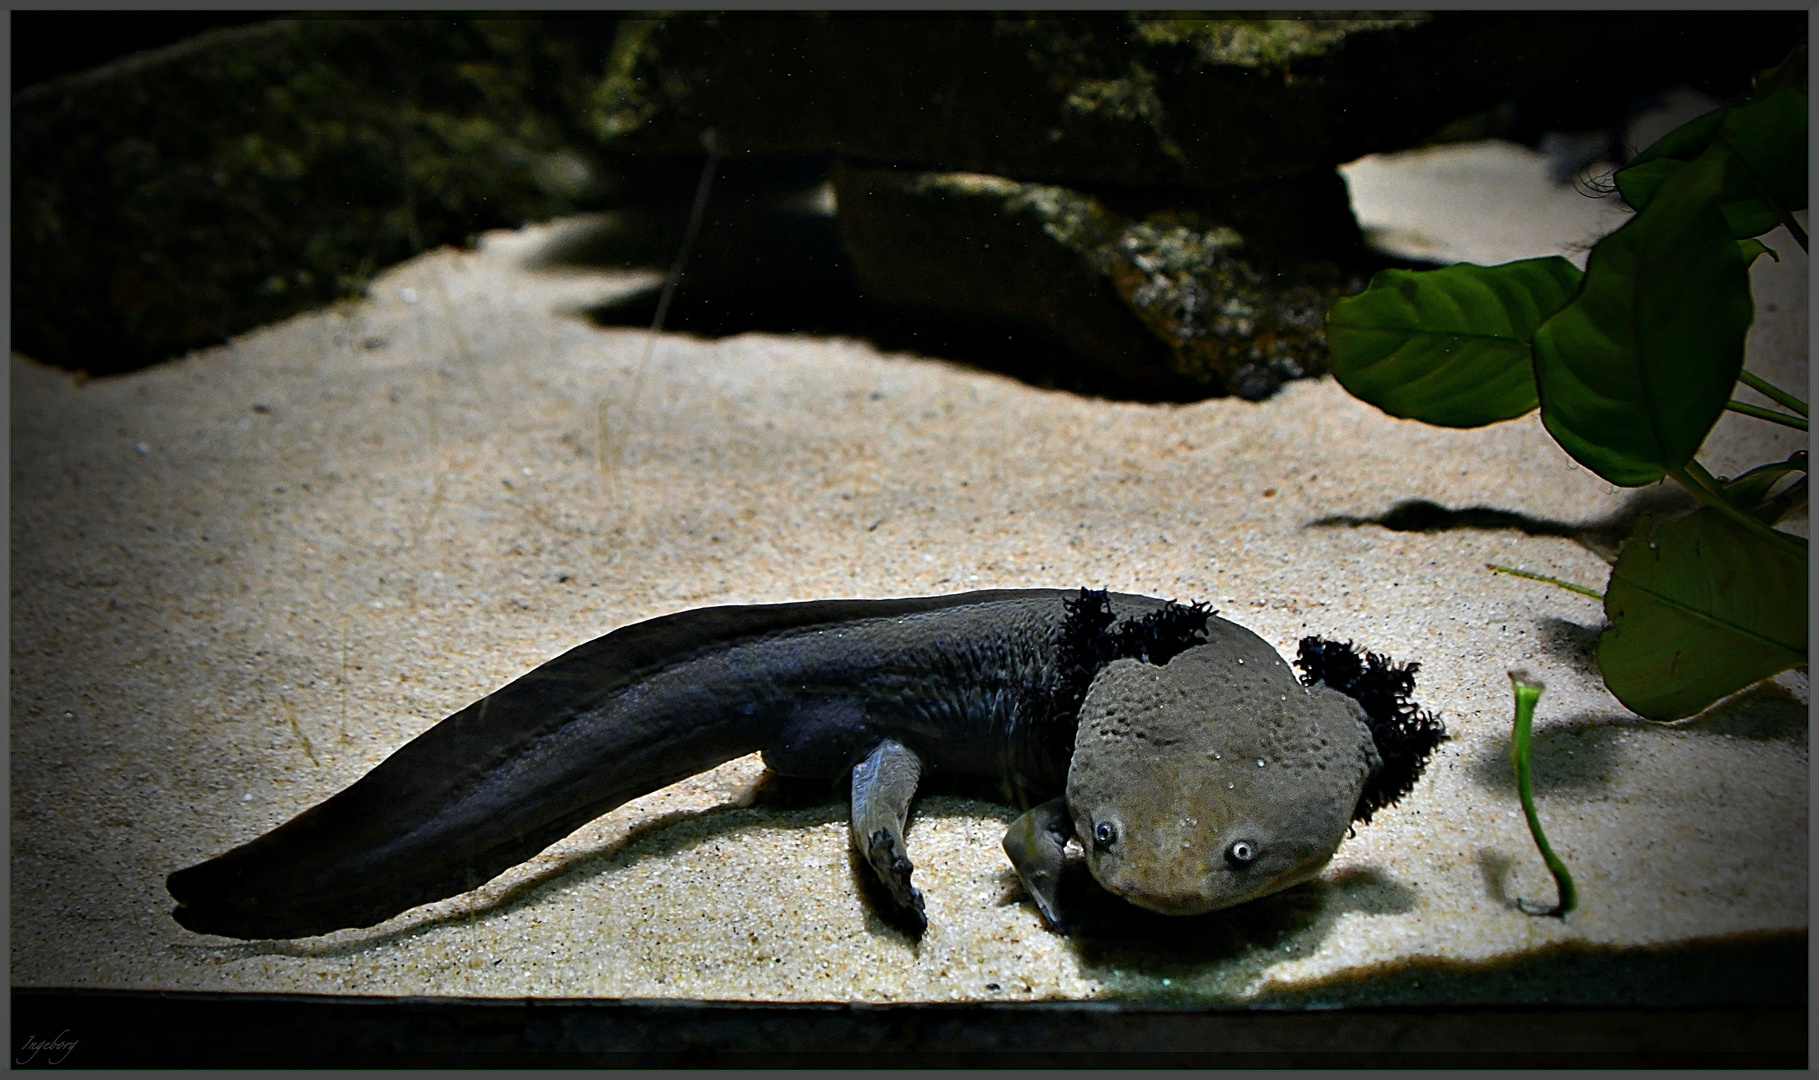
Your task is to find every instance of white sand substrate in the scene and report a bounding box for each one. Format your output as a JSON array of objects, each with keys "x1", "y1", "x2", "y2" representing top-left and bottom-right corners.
[{"x1": 11, "y1": 143, "x2": 1808, "y2": 1004}]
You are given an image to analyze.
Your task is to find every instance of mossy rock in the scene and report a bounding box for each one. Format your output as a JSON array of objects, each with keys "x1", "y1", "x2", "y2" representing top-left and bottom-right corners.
[
  {"x1": 833, "y1": 163, "x2": 1366, "y2": 399},
  {"x1": 589, "y1": 13, "x2": 1800, "y2": 191},
  {"x1": 13, "y1": 16, "x2": 620, "y2": 374}
]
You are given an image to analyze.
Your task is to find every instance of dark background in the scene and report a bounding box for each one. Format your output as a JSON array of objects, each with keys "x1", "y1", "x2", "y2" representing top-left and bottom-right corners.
[
  {"x1": 15, "y1": 10, "x2": 1795, "y2": 138},
  {"x1": 12, "y1": 11, "x2": 277, "y2": 92}
]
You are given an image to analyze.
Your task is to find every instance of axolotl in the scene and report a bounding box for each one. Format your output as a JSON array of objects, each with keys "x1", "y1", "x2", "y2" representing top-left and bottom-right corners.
[{"x1": 168, "y1": 588, "x2": 1445, "y2": 939}]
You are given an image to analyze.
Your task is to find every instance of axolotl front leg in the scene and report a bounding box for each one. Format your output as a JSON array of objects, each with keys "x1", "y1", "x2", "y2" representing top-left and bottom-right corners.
[{"x1": 1001, "y1": 798, "x2": 1076, "y2": 933}]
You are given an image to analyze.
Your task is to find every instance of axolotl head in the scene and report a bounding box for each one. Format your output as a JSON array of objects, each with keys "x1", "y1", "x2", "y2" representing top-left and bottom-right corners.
[{"x1": 1066, "y1": 620, "x2": 1409, "y2": 915}]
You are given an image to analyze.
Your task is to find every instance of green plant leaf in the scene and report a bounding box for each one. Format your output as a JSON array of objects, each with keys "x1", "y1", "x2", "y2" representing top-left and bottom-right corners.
[
  {"x1": 1737, "y1": 238, "x2": 1778, "y2": 266},
  {"x1": 1533, "y1": 153, "x2": 1754, "y2": 486},
  {"x1": 1724, "y1": 450, "x2": 1809, "y2": 524},
  {"x1": 1711, "y1": 86, "x2": 1808, "y2": 238},
  {"x1": 1324, "y1": 258, "x2": 1580, "y2": 428},
  {"x1": 1615, "y1": 87, "x2": 1808, "y2": 238},
  {"x1": 1599, "y1": 509, "x2": 1808, "y2": 720},
  {"x1": 1755, "y1": 475, "x2": 1809, "y2": 525},
  {"x1": 1611, "y1": 158, "x2": 1683, "y2": 220},
  {"x1": 1622, "y1": 109, "x2": 1730, "y2": 176},
  {"x1": 1751, "y1": 42, "x2": 1807, "y2": 98},
  {"x1": 1723, "y1": 449, "x2": 1807, "y2": 509}
]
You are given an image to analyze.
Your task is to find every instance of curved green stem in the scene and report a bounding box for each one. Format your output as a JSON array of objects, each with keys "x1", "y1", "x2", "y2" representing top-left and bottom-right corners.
[
  {"x1": 1780, "y1": 212, "x2": 1808, "y2": 254},
  {"x1": 1727, "y1": 399, "x2": 1809, "y2": 430},
  {"x1": 1487, "y1": 564, "x2": 1604, "y2": 600},
  {"x1": 1509, "y1": 674, "x2": 1575, "y2": 917},
  {"x1": 1738, "y1": 370, "x2": 1809, "y2": 417}
]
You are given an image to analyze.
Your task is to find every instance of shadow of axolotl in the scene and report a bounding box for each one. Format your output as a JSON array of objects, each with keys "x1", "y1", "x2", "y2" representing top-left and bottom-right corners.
[
  {"x1": 1058, "y1": 863, "x2": 1419, "y2": 1001},
  {"x1": 1247, "y1": 928, "x2": 1807, "y2": 1009},
  {"x1": 176, "y1": 764, "x2": 1417, "y2": 975},
  {"x1": 172, "y1": 774, "x2": 855, "y2": 962}
]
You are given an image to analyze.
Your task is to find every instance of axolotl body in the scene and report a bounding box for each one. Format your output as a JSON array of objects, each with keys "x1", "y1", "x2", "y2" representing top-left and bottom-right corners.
[{"x1": 168, "y1": 588, "x2": 1445, "y2": 939}]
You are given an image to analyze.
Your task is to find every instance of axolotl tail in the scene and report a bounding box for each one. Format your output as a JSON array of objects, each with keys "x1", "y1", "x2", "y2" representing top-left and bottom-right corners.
[
  {"x1": 166, "y1": 590, "x2": 1062, "y2": 940},
  {"x1": 166, "y1": 600, "x2": 898, "y2": 939},
  {"x1": 166, "y1": 624, "x2": 770, "y2": 938}
]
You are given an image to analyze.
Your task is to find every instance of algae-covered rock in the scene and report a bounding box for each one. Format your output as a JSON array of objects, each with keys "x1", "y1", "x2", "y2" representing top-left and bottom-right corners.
[
  {"x1": 834, "y1": 164, "x2": 1365, "y2": 399},
  {"x1": 831, "y1": 166, "x2": 1177, "y2": 396},
  {"x1": 589, "y1": 13, "x2": 1797, "y2": 191},
  {"x1": 1106, "y1": 211, "x2": 1361, "y2": 399},
  {"x1": 20, "y1": 11, "x2": 1798, "y2": 379},
  {"x1": 592, "y1": 14, "x2": 1410, "y2": 189},
  {"x1": 13, "y1": 16, "x2": 619, "y2": 373}
]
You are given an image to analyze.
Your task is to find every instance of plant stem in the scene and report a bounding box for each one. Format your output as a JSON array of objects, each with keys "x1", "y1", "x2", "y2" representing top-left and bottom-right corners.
[
  {"x1": 1779, "y1": 212, "x2": 1809, "y2": 254},
  {"x1": 1738, "y1": 370, "x2": 1809, "y2": 417},
  {"x1": 1727, "y1": 399, "x2": 1810, "y2": 430},
  {"x1": 1671, "y1": 460, "x2": 1809, "y2": 554},
  {"x1": 1508, "y1": 673, "x2": 1575, "y2": 917},
  {"x1": 1486, "y1": 564, "x2": 1604, "y2": 600}
]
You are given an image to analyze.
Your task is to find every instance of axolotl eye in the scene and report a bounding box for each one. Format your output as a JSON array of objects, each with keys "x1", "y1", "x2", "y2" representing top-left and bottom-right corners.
[
  {"x1": 1225, "y1": 839, "x2": 1258, "y2": 867},
  {"x1": 1093, "y1": 820, "x2": 1117, "y2": 849}
]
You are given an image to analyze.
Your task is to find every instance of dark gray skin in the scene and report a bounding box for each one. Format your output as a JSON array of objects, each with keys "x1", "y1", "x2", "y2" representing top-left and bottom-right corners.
[{"x1": 167, "y1": 588, "x2": 1380, "y2": 940}]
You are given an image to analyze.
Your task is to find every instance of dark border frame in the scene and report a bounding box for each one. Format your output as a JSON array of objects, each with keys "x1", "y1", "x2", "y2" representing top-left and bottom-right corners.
[{"x1": 10, "y1": 988, "x2": 1808, "y2": 1068}]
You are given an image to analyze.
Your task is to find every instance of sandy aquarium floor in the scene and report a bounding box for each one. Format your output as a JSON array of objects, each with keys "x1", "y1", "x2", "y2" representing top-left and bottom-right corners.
[{"x1": 11, "y1": 141, "x2": 1809, "y2": 1005}]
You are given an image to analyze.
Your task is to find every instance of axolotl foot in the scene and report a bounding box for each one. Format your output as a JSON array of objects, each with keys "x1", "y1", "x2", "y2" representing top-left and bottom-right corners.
[
  {"x1": 850, "y1": 739, "x2": 928, "y2": 934},
  {"x1": 1001, "y1": 797, "x2": 1076, "y2": 934}
]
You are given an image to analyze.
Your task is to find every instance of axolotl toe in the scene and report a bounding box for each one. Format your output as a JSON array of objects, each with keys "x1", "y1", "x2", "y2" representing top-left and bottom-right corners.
[{"x1": 167, "y1": 588, "x2": 1444, "y2": 940}]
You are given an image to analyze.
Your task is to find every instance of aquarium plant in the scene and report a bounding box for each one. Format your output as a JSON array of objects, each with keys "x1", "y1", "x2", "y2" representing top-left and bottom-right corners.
[{"x1": 1325, "y1": 46, "x2": 1808, "y2": 725}]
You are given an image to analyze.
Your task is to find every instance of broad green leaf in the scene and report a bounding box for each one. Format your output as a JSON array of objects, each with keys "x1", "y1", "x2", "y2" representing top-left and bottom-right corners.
[
  {"x1": 1615, "y1": 87, "x2": 1808, "y2": 238},
  {"x1": 1611, "y1": 158, "x2": 1685, "y2": 220},
  {"x1": 1324, "y1": 258, "x2": 1580, "y2": 428},
  {"x1": 1737, "y1": 238, "x2": 1778, "y2": 267},
  {"x1": 1621, "y1": 109, "x2": 1729, "y2": 176},
  {"x1": 1730, "y1": 87, "x2": 1807, "y2": 195},
  {"x1": 1599, "y1": 509, "x2": 1807, "y2": 720},
  {"x1": 1751, "y1": 43, "x2": 1807, "y2": 103},
  {"x1": 1723, "y1": 449, "x2": 1807, "y2": 511},
  {"x1": 1533, "y1": 153, "x2": 1753, "y2": 486},
  {"x1": 1725, "y1": 450, "x2": 1809, "y2": 524},
  {"x1": 1755, "y1": 475, "x2": 1809, "y2": 526}
]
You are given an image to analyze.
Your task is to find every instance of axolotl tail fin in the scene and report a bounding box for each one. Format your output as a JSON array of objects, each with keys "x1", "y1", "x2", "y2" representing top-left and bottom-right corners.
[
  {"x1": 166, "y1": 590, "x2": 1066, "y2": 940},
  {"x1": 1294, "y1": 637, "x2": 1448, "y2": 825},
  {"x1": 165, "y1": 603, "x2": 784, "y2": 940}
]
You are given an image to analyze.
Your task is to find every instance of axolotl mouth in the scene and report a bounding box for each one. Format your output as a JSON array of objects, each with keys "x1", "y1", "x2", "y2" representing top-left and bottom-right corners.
[{"x1": 1063, "y1": 628, "x2": 1391, "y2": 916}]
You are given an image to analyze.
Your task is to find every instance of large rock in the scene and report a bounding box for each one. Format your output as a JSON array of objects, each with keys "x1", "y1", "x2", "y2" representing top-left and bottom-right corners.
[
  {"x1": 590, "y1": 13, "x2": 1802, "y2": 190},
  {"x1": 13, "y1": 16, "x2": 619, "y2": 373},
  {"x1": 833, "y1": 163, "x2": 1366, "y2": 399},
  {"x1": 16, "y1": 12, "x2": 1800, "y2": 378}
]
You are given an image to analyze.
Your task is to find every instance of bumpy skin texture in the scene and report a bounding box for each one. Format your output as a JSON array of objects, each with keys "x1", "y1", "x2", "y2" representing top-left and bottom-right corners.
[
  {"x1": 167, "y1": 588, "x2": 1402, "y2": 940},
  {"x1": 169, "y1": 589, "x2": 1153, "y2": 938},
  {"x1": 1068, "y1": 623, "x2": 1379, "y2": 915}
]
